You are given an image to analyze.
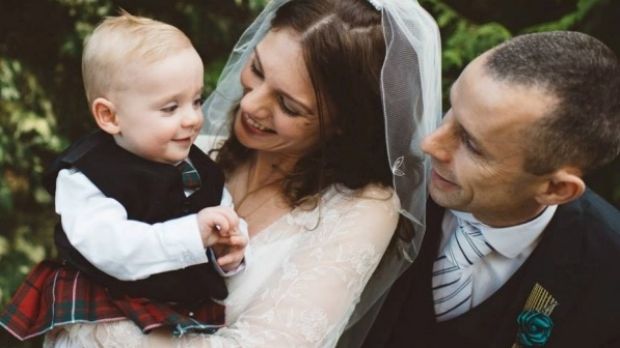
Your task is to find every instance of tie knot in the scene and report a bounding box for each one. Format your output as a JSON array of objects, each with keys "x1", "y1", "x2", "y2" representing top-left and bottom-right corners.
[
  {"x1": 432, "y1": 217, "x2": 492, "y2": 320},
  {"x1": 443, "y1": 218, "x2": 493, "y2": 269},
  {"x1": 177, "y1": 160, "x2": 201, "y2": 190}
]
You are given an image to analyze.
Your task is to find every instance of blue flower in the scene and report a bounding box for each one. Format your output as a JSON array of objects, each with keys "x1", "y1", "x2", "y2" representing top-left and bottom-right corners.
[{"x1": 516, "y1": 310, "x2": 553, "y2": 347}]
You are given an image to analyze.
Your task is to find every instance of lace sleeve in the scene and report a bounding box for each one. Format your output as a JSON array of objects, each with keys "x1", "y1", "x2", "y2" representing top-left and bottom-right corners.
[{"x1": 146, "y1": 187, "x2": 400, "y2": 348}]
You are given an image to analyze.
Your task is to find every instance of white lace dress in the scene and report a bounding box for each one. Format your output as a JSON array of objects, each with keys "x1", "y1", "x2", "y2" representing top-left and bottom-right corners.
[{"x1": 44, "y1": 185, "x2": 399, "y2": 348}]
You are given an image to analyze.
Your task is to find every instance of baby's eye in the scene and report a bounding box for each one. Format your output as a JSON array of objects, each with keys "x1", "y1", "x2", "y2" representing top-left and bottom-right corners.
[
  {"x1": 193, "y1": 95, "x2": 206, "y2": 107},
  {"x1": 161, "y1": 104, "x2": 178, "y2": 113}
]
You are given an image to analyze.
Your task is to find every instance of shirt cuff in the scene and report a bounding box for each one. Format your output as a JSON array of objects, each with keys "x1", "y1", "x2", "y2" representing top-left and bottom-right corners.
[
  {"x1": 159, "y1": 214, "x2": 209, "y2": 266},
  {"x1": 207, "y1": 247, "x2": 246, "y2": 277}
]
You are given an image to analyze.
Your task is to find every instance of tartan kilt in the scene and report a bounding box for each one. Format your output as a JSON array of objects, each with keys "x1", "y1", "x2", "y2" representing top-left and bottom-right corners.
[{"x1": 0, "y1": 260, "x2": 225, "y2": 341}]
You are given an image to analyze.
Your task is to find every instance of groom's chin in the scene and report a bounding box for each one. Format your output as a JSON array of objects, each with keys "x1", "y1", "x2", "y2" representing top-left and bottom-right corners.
[{"x1": 428, "y1": 185, "x2": 464, "y2": 211}]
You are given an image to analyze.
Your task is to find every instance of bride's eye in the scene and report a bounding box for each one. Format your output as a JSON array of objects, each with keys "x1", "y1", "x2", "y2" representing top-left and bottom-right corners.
[
  {"x1": 278, "y1": 95, "x2": 300, "y2": 116},
  {"x1": 250, "y1": 60, "x2": 264, "y2": 78}
]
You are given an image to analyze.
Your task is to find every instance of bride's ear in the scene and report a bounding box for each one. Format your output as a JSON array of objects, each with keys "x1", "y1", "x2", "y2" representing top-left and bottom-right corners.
[{"x1": 92, "y1": 98, "x2": 120, "y2": 135}]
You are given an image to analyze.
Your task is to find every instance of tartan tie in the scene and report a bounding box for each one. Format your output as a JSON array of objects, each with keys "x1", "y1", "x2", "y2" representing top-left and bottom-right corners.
[
  {"x1": 176, "y1": 160, "x2": 201, "y2": 190},
  {"x1": 432, "y1": 218, "x2": 493, "y2": 321}
]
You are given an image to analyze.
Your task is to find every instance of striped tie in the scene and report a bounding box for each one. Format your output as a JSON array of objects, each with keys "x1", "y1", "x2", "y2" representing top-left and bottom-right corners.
[
  {"x1": 176, "y1": 160, "x2": 201, "y2": 190},
  {"x1": 432, "y1": 218, "x2": 492, "y2": 321}
]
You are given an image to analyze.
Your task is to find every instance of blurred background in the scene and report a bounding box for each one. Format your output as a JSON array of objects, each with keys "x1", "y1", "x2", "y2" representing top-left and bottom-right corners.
[{"x1": 1, "y1": 0, "x2": 618, "y2": 346}]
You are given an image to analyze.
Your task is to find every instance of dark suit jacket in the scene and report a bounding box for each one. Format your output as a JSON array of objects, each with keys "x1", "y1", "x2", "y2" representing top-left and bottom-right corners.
[{"x1": 364, "y1": 190, "x2": 620, "y2": 347}]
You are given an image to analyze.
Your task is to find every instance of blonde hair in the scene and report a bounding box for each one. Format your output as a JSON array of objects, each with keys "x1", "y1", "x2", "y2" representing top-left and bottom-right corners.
[{"x1": 82, "y1": 11, "x2": 193, "y2": 104}]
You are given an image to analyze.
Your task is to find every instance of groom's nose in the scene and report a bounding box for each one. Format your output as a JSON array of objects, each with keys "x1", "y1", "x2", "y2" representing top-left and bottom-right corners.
[{"x1": 422, "y1": 115, "x2": 455, "y2": 163}]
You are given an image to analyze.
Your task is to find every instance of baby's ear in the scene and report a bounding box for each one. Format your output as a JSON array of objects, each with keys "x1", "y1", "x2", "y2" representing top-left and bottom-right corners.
[{"x1": 92, "y1": 98, "x2": 120, "y2": 135}]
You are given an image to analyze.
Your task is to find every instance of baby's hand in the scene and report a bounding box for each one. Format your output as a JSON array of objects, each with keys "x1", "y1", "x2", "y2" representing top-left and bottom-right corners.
[
  {"x1": 212, "y1": 232, "x2": 248, "y2": 272},
  {"x1": 196, "y1": 206, "x2": 240, "y2": 247}
]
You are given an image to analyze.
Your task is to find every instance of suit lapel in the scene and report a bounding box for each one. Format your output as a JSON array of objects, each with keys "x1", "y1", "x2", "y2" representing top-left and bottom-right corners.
[
  {"x1": 495, "y1": 199, "x2": 591, "y2": 346},
  {"x1": 363, "y1": 199, "x2": 445, "y2": 347}
]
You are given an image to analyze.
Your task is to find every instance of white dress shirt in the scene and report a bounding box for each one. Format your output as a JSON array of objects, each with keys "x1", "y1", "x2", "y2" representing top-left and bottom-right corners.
[
  {"x1": 438, "y1": 206, "x2": 558, "y2": 309},
  {"x1": 55, "y1": 167, "x2": 247, "y2": 281}
]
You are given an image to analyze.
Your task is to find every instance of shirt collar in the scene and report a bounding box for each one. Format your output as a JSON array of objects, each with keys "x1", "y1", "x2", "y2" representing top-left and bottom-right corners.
[
  {"x1": 174, "y1": 158, "x2": 192, "y2": 166},
  {"x1": 449, "y1": 206, "x2": 558, "y2": 258}
]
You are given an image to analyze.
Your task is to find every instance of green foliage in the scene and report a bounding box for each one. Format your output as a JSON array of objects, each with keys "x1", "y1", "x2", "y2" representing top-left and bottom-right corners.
[
  {"x1": 0, "y1": 57, "x2": 64, "y2": 301},
  {"x1": 421, "y1": 0, "x2": 513, "y2": 105},
  {"x1": 525, "y1": 0, "x2": 600, "y2": 32},
  {"x1": 442, "y1": 22, "x2": 511, "y2": 70},
  {"x1": 423, "y1": 0, "x2": 512, "y2": 71},
  {"x1": 236, "y1": 0, "x2": 270, "y2": 12}
]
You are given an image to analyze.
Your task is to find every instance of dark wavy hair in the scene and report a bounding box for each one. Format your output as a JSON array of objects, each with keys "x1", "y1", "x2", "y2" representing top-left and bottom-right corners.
[{"x1": 217, "y1": 0, "x2": 393, "y2": 208}]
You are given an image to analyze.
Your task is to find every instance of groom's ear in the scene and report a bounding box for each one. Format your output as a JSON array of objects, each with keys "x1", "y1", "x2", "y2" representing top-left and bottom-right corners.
[
  {"x1": 534, "y1": 167, "x2": 585, "y2": 206},
  {"x1": 92, "y1": 98, "x2": 121, "y2": 135}
]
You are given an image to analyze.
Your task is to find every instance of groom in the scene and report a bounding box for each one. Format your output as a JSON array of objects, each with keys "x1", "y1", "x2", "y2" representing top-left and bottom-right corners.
[{"x1": 363, "y1": 31, "x2": 620, "y2": 347}]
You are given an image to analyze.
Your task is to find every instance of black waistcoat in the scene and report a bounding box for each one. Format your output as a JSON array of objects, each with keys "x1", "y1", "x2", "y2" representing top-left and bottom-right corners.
[
  {"x1": 385, "y1": 205, "x2": 528, "y2": 348},
  {"x1": 45, "y1": 131, "x2": 227, "y2": 304}
]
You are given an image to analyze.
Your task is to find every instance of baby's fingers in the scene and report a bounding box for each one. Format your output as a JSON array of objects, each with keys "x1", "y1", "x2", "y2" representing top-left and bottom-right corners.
[
  {"x1": 217, "y1": 250, "x2": 244, "y2": 268},
  {"x1": 214, "y1": 207, "x2": 240, "y2": 237},
  {"x1": 213, "y1": 235, "x2": 247, "y2": 246},
  {"x1": 228, "y1": 235, "x2": 248, "y2": 247}
]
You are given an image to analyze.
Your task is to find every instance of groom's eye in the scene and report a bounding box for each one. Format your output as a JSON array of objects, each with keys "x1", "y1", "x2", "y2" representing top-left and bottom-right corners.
[{"x1": 458, "y1": 128, "x2": 482, "y2": 156}]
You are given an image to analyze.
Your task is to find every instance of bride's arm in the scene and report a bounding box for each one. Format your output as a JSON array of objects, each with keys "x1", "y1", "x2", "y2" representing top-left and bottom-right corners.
[{"x1": 147, "y1": 187, "x2": 400, "y2": 348}]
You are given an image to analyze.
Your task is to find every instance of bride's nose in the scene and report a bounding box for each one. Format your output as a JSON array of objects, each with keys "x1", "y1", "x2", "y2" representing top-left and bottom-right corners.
[{"x1": 240, "y1": 84, "x2": 271, "y2": 120}]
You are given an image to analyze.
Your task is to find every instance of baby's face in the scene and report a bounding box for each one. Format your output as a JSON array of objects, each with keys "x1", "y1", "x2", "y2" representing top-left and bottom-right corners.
[{"x1": 111, "y1": 47, "x2": 205, "y2": 164}]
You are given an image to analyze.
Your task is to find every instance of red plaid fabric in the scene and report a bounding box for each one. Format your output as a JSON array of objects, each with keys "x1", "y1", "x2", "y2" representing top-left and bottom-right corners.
[{"x1": 0, "y1": 260, "x2": 225, "y2": 340}]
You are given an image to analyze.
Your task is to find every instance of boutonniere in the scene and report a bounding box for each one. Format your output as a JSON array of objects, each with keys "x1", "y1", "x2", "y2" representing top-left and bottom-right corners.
[{"x1": 512, "y1": 283, "x2": 558, "y2": 347}]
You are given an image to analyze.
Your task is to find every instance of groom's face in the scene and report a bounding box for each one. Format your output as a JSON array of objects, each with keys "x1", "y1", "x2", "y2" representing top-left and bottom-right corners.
[{"x1": 422, "y1": 53, "x2": 557, "y2": 227}]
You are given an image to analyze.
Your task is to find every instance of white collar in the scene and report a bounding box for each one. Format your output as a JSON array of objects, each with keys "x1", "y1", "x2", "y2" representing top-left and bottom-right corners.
[
  {"x1": 449, "y1": 206, "x2": 558, "y2": 258},
  {"x1": 174, "y1": 158, "x2": 192, "y2": 166}
]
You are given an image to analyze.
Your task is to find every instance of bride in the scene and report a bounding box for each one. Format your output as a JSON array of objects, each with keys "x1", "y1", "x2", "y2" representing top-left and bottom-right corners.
[{"x1": 46, "y1": 0, "x2": 441, "y2": 346}]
